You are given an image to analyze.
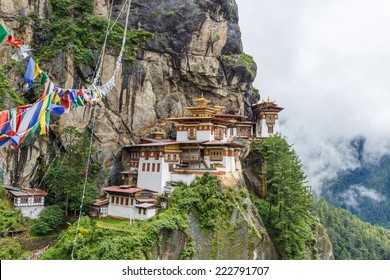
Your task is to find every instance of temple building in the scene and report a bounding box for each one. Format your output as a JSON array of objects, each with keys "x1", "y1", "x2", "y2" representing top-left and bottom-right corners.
[
  {"x1": 102, "y1": 96, "x2": 254, "y2": 220},
  {"x1": 4, "y1": 187, "x2": 48, "y2": 219},
  {"x1": 101, "y1": 186, "x2": 157, "y2": 220},
  {"x1": 252, "y1": 97, "x2": 284, "y2": 138}
]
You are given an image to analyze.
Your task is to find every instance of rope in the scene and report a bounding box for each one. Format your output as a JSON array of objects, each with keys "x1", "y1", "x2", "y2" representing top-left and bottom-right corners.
[
  {"x1": 71, "y1": 1, "x2": 132, "y2": 259},
  {"x1": 92, "y1": 0, "x2": 128, "y2": 85},
  {"x1": 91, "y1": 0, "x2": 115, "y2": 86},
  {"x1": 71, "y1": 108, "x2": 96, "y2": 260}
]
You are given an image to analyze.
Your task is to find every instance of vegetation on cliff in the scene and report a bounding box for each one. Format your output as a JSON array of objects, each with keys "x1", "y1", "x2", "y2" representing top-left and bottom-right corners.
[
  {"x1": 0, "y1": 68, "x2": 24, "y2": 110},
  {"x1": 45, "y1": 126, "x2": 100, "y2": 217},
  {"x1": 313, "y1": 198, "x2": 390, "y2": 260},
  {"x1": 31, "y1": 0, "x2": 152, "y2": 68},
  {"x1": 251, "y1": 135, "x2": 318, "y2": 259},
  {"x1": 0, "y1": 187, "x2": 24, "y2": 259},
  {"x1": 41, "y1": 174, "x2": 264, "y2": 260}
]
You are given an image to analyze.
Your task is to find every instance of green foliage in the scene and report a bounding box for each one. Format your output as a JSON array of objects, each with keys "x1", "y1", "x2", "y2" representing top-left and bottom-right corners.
[
  {"x1": 209, "y1": 34, "x2": 221, "y2": 43},
  {"x1": 46, "y1": 126, "x2": 100, "y2": 216},
  {"x1": 31, "y1": 205, "x2": 64, "y2": 235},
  {"x1": 0, "y1": 238, "x2": 23, "y2": 260},
  {"x1": 0, "y1": 68, "x2": 24, "y2": 110},
  {"x1": 313, "y1": 198, "x2": 390, "y2": 260},
  {"x1": 41, "y1": 174, "x2": 250, "y2": 260},
  {"x1": 32, "y1": 0, "x2": 152, "y2": 68},
  {"x1": 0, "y1": 187, "x2": 23, "y2": 233},
  {"x1": 219, "y1": 53, "x2": 257, "y2": 78},
  {"x1": 253, "y1": 135, "x2": 316, "y2": 259},
  {"x1": 172, "y1": 174, "x2": 245, "y2": 229},
  {"x1": 165, "y1": 10, "x2": 176, "y2": 17}
]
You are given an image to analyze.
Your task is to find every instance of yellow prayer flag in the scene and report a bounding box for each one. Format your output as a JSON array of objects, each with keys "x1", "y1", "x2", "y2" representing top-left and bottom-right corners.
[
  {"x1": 34, "y1": 64, "x2": 42, "y2": 78},
  {"x1": 51, "y1": 93, "x2": 60, "y2": 105},
  {"x1": 38, "y1": 96, "x2": 49, "y2": 135}
]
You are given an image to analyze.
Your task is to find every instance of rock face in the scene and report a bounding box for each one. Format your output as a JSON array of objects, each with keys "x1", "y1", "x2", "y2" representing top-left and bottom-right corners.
[
  {"x1": 153, "y1": 203, "x2": 279, "y2": 260},
  {"x1": 1, "y1": 0, "x2": 257, "y2": 185}
]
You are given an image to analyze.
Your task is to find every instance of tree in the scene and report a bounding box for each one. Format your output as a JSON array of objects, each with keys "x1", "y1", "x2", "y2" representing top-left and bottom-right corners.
[
  {"x1": 31, "y1": 205, "x2": 64, "y2": 235},
  {"x1": 256, "y1": 135, "x2": 315, "y2": 259},
  {"x1": 46, "y1": 126, "x2": 100, "y2": 216},
  {"x1": 0, "y1": 238, "x2": 22, "y2": 260}
]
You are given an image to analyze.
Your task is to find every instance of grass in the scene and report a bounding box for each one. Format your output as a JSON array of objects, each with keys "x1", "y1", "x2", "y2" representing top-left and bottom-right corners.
[{"x1": 95, "y1": 218, "x2": 143, "y2": 232}]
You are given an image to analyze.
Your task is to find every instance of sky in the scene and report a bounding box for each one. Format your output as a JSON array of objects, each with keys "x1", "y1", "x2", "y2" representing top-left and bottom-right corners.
[{"x1": 235, "y1": 0, "x2": 390, "y2": 193}]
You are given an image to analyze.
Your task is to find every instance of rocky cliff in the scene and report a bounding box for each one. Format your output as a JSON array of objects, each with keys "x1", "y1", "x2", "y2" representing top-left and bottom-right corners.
[{"x1": 0, "y1": 0, "x2": 257, "y2": 186}]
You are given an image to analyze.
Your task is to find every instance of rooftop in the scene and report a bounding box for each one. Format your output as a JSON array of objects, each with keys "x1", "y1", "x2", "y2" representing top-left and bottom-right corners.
[
  {"x1": 92, "y1": 199, "x2": 109, "y2": 207},
  {"x1": 8, "y1": 189, "x2": 48, "y2": 197},
  {"x1": 102, "y1": 186, "x2": 145, "y2": 194}
]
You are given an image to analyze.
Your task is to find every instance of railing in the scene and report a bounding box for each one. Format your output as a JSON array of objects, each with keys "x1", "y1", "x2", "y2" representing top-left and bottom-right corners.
[
  {"x1": 14, "y1": 202, "x2": 44, "y2": 207},
  {"x1": 180, "y1": 155, "x2": 203, "y2": 162}
]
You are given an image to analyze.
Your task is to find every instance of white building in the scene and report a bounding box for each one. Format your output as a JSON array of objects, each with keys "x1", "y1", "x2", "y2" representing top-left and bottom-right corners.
[
  {"x1": 101, "y1": 186, "x2": 158, "y2": 220},
  {"x1": 6, "y1": 188, "x2": 48, "y2": 219},
  {"x1": 252, "y1": 97, "x2": 284, "y2": 138}
]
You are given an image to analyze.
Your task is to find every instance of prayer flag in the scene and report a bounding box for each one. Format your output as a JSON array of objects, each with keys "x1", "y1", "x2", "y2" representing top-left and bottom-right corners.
[
  {"x1": 23, "y1": 57, "x2": 35, "y2": 92},
  {"x1": 0, "y1": 23, "x2": 8, "y2": 43}
]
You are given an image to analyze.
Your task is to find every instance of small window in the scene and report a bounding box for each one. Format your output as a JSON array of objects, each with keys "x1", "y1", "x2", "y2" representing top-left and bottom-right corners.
[
  {"x1": 188, "y1": 127, "x2": 197, "y2": 139},
  {"x1": 147, "y1": 163, "x2": 150, "y2": 172},
  {"x1": 115, "y1": 197, "x2": 119, "y2": 204},
  {"x1": 125, "y1": 198, "x2": 129, "y2": 206},
  {"x1": 143, "y1": 209, "x2": 146, "y2": 215},
  {"x1": 142, "y1": 163, "x2": 146, "y2": 171},
  {"x1": 157, "y1": 163, "x2": 161, "y2": 172},
  {"x1": 111, "y1": 196, "x2": 115, "y2": 203},
  {"x1": 152, "y1": 163, "x2": 155, "y2": 172},
  {"x1": 138, "y1": 208, "x2": 142, "y2": 214}
]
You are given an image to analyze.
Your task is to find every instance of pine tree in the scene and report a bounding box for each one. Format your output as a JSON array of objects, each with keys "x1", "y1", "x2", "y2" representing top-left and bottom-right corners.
[{"x1": 258, "y1": 135, "x2": 314, "y2": 259}]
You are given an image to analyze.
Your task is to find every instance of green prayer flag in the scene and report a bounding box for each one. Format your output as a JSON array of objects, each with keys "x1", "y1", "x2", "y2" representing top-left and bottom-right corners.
[
  {"x1": 0, "y1": 23, "x2": 9, "y2": 44},
  {"x1": 41, "y1": 72, "x2": 49, "y2": 86}
]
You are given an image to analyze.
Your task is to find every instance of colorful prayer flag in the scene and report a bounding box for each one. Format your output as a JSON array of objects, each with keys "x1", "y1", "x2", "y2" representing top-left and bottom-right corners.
[
  {"x1": 0, "y1": 23, "x2": 9, "y2": 44},
  {"x1": 23, "y1": 57, "x2": 36, "y2": 92}
]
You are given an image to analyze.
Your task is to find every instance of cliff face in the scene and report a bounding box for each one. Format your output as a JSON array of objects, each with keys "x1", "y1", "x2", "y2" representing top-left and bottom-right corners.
[
  {"x1": 0, "y1": 0, "x2": 257, "y2": 185},
  {"x1": 153, "y1": 204, "x2": 279, "y2": 260}
]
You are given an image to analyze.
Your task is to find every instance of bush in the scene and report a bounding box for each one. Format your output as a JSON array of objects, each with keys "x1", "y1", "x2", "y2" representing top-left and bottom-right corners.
[
  {"x1": 0, "y1": 239, "x2": 23, "y2": 260},
  {"x1": 31, "y1": 205, "x2": 64, "y2": 235}
]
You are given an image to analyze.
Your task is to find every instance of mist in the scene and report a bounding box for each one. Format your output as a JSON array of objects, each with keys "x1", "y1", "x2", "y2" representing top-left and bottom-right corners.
[{"x1": 236, "y1": 0, "x2": 390, "y2": 192}]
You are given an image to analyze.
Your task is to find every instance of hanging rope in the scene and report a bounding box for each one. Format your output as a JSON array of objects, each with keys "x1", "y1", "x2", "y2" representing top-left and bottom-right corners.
[
  {"x1": 71, "y1": 108, "x2": 96, "y2": 260},
  {"x1": 92, "y1": 0, "x2": 116, "y2": 86},
  {"x1": 70, "y1": 0, "x2": 132, "y2": 260}
]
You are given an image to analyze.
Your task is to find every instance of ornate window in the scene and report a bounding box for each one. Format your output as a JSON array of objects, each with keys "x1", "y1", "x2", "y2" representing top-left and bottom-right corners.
[
  {"x1": 215, "y1": 128, "x2": 223, "y2": 140},
  {"x1": 209, "y1": 149, "x2": 223, "y2": 161},
  {"x1": 188, "y1": 127, "x2": 197, "y2": 139}
]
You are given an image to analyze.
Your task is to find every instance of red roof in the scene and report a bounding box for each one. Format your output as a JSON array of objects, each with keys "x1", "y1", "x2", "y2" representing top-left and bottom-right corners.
[
  {"x1": 9, "y1": 189, "x2": 48, "y2": 197},
  {"x1": 92, "y1": 199, "x2": 109, "y2": 207},
  {"x1": 101, "y1": 186, "x2": 144, "y2": 194}
]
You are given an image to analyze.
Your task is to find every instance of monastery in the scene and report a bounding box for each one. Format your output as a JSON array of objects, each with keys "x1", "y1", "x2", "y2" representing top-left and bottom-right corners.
[{"x1": 102, "y1": 96, "x2": 283, "y2": 220}]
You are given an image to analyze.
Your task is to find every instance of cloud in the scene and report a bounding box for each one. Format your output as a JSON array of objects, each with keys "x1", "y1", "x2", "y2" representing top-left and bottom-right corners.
[
  {"x1": 340, "y1": 184, "x2": 385, "y2": 209},
  {"x1": 354, "y1": 185, "x2": 385, "y2": 202},
  {"x1": 236, "y1": 0, "x2": 390, "y2": 191}
]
